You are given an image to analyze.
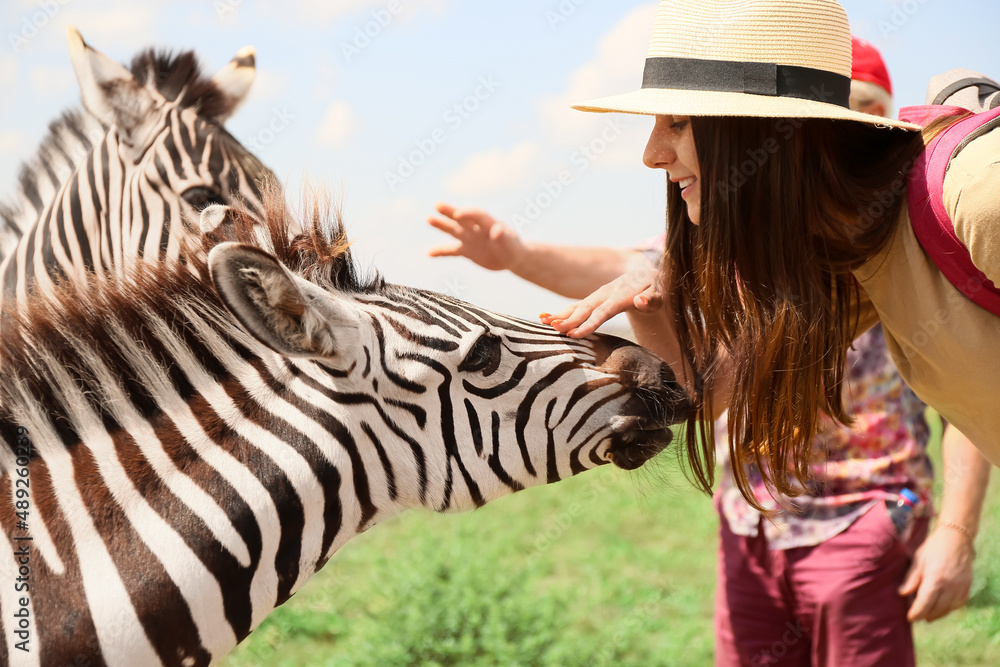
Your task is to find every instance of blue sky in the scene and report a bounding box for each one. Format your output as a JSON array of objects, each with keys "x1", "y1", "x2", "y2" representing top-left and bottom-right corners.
[{"x1": 1, "y1": 0, "x2": 997, "y2": 323}]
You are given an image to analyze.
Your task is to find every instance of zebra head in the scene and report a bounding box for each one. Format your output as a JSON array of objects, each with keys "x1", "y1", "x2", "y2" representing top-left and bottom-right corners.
[
  {"x1": 0, "y1": 193, "x2": 691, "y2": 664},
  {"x1": 0, "y1": 29, "x2": 277, "y2": 301},
  {"x1": 66, "y1": 27, "x2": 273, "y2": 220},
  {"x1": 206, "y1": 204, "x2": 693, "y2": 514}
]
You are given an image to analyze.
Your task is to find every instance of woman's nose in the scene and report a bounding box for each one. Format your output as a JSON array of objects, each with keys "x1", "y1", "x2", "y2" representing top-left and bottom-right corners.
[{"x1": 643, "y1": 120, "x2": 675, "y2": 169}]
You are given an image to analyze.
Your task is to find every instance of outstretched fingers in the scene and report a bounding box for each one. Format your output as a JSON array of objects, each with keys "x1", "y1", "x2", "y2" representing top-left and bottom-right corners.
[
  {"x1": 541, "y1": 265, "x2": 663, "y2": 337},
  {"x1": 427, "y1": 214, "x2": 463, "y2": 239},
  {"x1": 560, "y1": 298, "x2": 631, "y2": 337},
  {"x1": 427, "y1": 243, "x2": 463, "y2": 257},
  {"x1": 543, "y1": 271, "x2": 660, "y2": 338}
]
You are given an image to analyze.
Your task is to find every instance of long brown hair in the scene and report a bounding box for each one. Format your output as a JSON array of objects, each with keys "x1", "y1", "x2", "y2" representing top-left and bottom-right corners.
[{"x1": 666, "y1": 115, "x2": 934, "y2": 509}]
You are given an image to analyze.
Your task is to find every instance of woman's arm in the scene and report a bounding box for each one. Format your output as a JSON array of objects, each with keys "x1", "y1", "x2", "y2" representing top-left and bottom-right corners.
[
  {"x1": 899, "y1": 424, "x2": 991, "y2": 622},
  {"x1": 427, "y1": 202, "x2": 722, "y2": 405},
  {"x1": 427, "y1": 202, "x2": 638, "y2": 299}
]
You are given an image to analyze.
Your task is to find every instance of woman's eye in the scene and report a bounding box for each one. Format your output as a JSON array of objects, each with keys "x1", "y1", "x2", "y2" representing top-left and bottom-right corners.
[
  {"x1": 670, "y1": 120, "x2": 689, "y2": 132},
  {"x1": 459, "y1": 333, "x2": 502, "y2": 375}
]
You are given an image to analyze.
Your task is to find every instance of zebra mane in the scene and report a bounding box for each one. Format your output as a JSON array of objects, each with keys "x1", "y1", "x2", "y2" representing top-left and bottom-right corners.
[
  {"x1": 0, "y1": 109, "x2": 107, "y2": 256},
  {"x1": 129, "y1": 48, "x2": 241, "y2": 119},
  {"x1": 0, "y1": 186, "x2": 381, "y2": 460}
]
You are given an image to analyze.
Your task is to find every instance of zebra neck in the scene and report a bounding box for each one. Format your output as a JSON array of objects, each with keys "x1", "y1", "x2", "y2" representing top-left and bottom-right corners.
[{"x1": 0, "y1": 110, "x2": 108, "y2": 255}]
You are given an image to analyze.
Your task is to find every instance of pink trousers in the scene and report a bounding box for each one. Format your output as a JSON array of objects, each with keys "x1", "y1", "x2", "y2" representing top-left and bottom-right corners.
[{"x1": 715, "y1": 498, "x2": 929, "y2": 667}]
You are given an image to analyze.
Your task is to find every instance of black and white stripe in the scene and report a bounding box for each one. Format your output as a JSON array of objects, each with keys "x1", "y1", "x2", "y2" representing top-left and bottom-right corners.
[
  {"x1": 0, "y1": 198, "x2": 690, "y2": 666},
  {"x1": 0, "y1": 30, "x2": 272, "y2": 303}
]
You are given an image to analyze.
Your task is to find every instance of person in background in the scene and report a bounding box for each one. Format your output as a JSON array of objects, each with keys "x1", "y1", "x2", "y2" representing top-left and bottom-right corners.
[{"x1": 427, "y1": 33, "x2": 991, "y2": 667}]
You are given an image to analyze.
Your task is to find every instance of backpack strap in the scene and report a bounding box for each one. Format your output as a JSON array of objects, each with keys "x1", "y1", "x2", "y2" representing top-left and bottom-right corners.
[
  {"x1": 902, "y1": 104, "x2": 1000, "y2": 316},
  {"x1": 931, "y1": 78, "x2": 1000, "y2": 108},
  {"x1": 925, "y1": 68, "x2": 1000, "y2": 111}
]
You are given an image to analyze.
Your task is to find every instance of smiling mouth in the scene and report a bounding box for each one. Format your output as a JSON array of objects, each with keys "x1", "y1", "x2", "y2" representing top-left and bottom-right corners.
[{"x1": 677, "y1": 177, "x2": 696, "y2": 189}]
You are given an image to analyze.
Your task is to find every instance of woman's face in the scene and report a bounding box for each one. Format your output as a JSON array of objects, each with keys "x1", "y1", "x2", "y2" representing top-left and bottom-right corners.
[{"x1": 643, "y1": 115, "x2": 700, "y2": 224}]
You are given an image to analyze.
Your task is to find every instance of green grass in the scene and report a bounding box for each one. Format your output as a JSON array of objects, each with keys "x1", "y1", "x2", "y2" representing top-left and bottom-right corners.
[{"x1": 222, "y1": 419, "x2": 1000, "y2": 666}]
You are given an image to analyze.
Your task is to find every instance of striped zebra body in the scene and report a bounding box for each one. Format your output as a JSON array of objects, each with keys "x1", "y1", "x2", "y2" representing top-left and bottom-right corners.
[
  {"x1": 0, "y1": 28, "x2": 273, "y2": 303},
  {"x1": 0, "y1": 194, "x2": 691, "y2": 666}
]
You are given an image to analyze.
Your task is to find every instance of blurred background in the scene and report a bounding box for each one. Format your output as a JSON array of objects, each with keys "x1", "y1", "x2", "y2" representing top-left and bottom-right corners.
[{"x1": 2, "y1": 1, "x2": 998, "y2": 664}]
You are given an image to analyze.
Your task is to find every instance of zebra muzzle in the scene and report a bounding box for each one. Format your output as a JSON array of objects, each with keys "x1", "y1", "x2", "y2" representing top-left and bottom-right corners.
[{"x1": 604, "y1": 415, "x2": 675, "y2": 470}]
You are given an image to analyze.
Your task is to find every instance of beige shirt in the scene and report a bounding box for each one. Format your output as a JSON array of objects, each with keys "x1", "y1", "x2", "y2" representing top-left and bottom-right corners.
[{"x1": 855, "y1": 126, "x2": 1000, "y2": 466}]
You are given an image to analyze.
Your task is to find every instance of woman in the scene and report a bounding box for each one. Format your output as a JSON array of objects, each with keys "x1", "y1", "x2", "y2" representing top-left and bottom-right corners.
[{"x1": 541, "y1": 0, "x2": 1000, "y2": 507}]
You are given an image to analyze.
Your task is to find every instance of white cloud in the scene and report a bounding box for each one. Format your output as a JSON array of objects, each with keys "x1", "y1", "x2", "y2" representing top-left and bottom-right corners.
[
  {"x1": 344, "y1": 195, "x2": 430, "y2": 280},
  {"x1": 247, "y1": 69, "x2": 288, "y2": 104},
  {"x1": 0, "y1": 2, "x2": 162, "y2": 70},
  {"x1": 444, "y1": 142, "x2": 544, "y2": 197},
  {"x1": 262, "y1": 0, "x2": 446, "y2": 27},
  {"x1": 62, "y1": 4, "x2": 159, "y2": 53},
  {"x1": 0, "y1": 131, "x2": 25, "y2": 154},
  {"x1": 0, "y1": 57, "x2": 17, "y2": 112},
  {"x1": 316, "y1": 100, "x2": 358, "y2": 148},
  {"x1": 29, "y1": 64, "x2": 74, "y2": 97},
  {"x1": 311, "y1": 56, "x2": 341, "y2": 100},
  {"x1": 540, "y1": 3, "x2": 657, "y2": 147}
]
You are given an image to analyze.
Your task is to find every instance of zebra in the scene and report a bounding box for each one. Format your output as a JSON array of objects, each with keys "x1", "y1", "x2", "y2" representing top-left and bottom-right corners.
[
  {"x1": 0, "y1": 190, "x2": 692, "y2": 666},
  {"x1": 0, "y1": 27, "x2": 275, "y2": 303}
]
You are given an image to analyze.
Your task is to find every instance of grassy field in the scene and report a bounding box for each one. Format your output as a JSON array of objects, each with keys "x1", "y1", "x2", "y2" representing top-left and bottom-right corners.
[{"x1": 222, "y1": 417, "x2": 1000, "y2": 666}]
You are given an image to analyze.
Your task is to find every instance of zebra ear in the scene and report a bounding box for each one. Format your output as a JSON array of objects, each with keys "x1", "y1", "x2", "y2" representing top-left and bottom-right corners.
[
  {"x1": 210, "y1": 46, "x2": 256, "y2": 123},
  {"x1": 209, "y1": 243, "x2": 347, "y2": 358},
  {"x1": 199, "y1": 204, "x2": 238, "y2": 242},
  {"x1": 66, "y1": 26, "x2": 162, "y2": 160}
]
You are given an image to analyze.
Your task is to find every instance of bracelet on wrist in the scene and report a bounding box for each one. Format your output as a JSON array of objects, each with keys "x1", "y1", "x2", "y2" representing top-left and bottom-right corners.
[{"x1": 938, "y1": 519, "x2": 977, "y2": 552}]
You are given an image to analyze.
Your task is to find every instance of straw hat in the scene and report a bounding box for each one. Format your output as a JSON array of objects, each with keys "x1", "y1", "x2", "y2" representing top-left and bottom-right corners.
[{"x1": 573, "y1": 0, "x2": 920, "y2": 130}]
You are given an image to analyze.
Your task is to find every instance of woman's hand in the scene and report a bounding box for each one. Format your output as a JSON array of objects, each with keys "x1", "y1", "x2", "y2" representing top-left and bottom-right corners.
[
  {"x1": 427, "y1": 202, "x2": 524, "y2": 272},
  {"x1": 541, "y1": 261, "x2": 662, "y2": 338},
  {"x1": 898, "y1": 524, "x2": 976, "y2": 622}
]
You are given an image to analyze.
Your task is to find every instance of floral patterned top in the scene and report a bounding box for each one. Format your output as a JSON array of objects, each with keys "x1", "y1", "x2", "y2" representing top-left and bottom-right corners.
[{"x1": 715, "y1": 324, "x2": 935, "y2": 550}]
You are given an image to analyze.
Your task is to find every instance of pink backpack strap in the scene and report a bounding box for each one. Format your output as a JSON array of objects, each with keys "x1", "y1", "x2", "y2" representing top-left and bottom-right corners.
[{"x1": 901, "y1": 104, "x2": 1000, "y2": 316}]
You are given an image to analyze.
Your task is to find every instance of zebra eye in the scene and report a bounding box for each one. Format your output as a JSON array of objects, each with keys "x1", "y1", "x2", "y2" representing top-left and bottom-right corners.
[
  {"x1": 182, "y1": 186, "x2": 225, "y2": 210},
  {"x1": 459, "y1": 333, "x2": 502, "y2": 375}
]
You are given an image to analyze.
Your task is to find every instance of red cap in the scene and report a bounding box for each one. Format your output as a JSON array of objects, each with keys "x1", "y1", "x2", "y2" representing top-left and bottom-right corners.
[{"x1": 851, "y1": 36, "x2": 892, "y2": 96}]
